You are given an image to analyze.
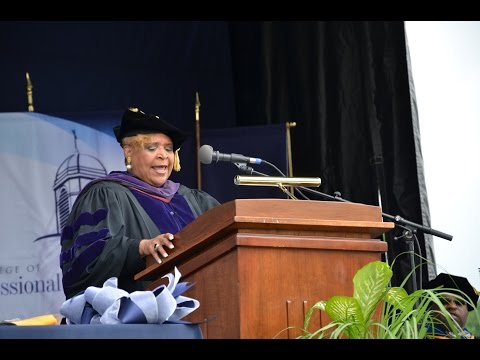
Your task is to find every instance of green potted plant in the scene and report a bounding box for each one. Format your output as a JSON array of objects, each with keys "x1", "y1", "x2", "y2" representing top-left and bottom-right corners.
[{"x1": 298, "y1": 260, "x2": 479, "y2": 339}]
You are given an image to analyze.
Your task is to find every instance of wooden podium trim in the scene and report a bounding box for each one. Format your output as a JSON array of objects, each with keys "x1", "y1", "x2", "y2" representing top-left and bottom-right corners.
[{"x1": 135, "y1": 199, "x2": 393, "y2": 281}]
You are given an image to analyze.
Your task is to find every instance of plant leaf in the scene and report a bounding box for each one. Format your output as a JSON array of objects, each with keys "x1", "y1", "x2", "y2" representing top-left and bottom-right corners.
[
  {"x1": 353, "y1": 261, "x2": 392, "y2": 321},
  {"x1": 325, "y1": 296, "x2": 361, "y2": 323},
  {"x1": 302, "y1": 300, "x2": 326, "y2": 330},
  {"x1": 385, "y1": 286, "x2": 409, "y2": 310},
  {"x1": 325, "y1": 296, "x2": 364, "y2": 338}
]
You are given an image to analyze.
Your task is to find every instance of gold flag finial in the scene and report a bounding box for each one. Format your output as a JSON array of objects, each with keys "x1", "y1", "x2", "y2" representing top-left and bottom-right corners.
[
  {"x1": 26, "y1": 72, "x2": 34, "y2": 112},
  {"x1": 286, "y1": 121, "x2": 297, "y2": 194},
  {"x1": 285, "y1": 122, "x2": 297, "y2": 176},
  {"x1": 194, "y1": 91, "x2": 202, "y2": 190},
  {"x1": 195, "y1": 92, "x2": 201, "y2": 122}
]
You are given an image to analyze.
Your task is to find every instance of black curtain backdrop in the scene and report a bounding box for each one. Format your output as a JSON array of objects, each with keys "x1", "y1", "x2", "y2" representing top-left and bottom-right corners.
[
  {"x1": 228, "y1": 21, "x2": 430, "y2": 291},
  {"x1": 0, "y1": 21, "x2": 237, "y2": 130},
  {"x1": 0, "y1": 20, "x2": 431, "y2": 291}
]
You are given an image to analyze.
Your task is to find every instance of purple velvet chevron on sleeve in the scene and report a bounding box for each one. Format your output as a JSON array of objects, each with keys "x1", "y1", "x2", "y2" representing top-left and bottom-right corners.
[{"x1": 60, "y1": 208, "x2": 110, "y2": 288}]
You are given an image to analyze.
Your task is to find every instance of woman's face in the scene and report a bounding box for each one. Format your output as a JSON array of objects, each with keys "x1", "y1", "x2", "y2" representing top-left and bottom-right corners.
[{"x1": 124, "y1": 133, "x2": 174, "y2": 187}]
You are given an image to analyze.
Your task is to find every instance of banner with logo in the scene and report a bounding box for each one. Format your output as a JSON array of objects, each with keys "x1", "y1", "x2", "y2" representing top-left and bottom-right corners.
[{"x1": 0, "y1": 112, "x2": 123, "y2": 320}]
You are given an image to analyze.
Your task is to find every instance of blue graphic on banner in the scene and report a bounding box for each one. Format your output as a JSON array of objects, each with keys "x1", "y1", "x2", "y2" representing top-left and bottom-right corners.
[{"x1": 0, "y1": 112, "x2": 123, "y2": 320}]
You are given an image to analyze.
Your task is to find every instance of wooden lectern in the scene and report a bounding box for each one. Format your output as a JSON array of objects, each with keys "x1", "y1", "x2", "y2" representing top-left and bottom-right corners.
[{"x1": 135, "y1": 199, "x2": 394, "y2": 339}]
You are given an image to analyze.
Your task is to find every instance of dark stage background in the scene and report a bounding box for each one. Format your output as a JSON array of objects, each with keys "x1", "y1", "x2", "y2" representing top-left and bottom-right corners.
[{"x1": 0, "y1": 21, "x2": 435, "y2": 291}]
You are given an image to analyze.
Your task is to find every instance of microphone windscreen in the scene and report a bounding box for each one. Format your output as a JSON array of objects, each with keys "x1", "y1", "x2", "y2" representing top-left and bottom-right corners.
[{"x1": 199, "y1": 144, "x2": 213, "y2": 164}]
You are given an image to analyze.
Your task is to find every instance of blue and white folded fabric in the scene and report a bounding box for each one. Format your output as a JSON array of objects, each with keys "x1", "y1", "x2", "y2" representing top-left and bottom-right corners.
[{"x1": 60, "y1": 267, "x2": 199, "y2": 325}]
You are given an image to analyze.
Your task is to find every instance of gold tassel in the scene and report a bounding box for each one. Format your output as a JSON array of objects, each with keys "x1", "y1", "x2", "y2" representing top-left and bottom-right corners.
[{"x1": 173, "y1": 149, "x2": 181, "y2": 172}]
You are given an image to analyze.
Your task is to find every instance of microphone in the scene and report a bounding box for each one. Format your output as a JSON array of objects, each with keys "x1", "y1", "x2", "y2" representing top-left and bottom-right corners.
[{"x1": 199, "y1": 144, "x2": 262, "y2": 165}]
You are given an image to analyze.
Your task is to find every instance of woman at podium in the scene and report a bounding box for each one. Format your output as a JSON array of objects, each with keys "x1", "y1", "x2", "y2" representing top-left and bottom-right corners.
[{"x1": 59, "y1": 107, "x2": 220, "y2": 299}]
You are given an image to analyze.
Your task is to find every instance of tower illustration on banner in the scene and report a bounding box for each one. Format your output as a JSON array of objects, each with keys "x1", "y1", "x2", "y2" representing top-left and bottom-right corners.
[{"x1": 35, "y1": 130, "x2": 107, "y2": 242}]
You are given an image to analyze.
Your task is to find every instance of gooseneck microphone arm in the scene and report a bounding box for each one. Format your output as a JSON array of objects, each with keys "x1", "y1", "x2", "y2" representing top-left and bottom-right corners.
[
  {"x1": 202, "y1": 144, "x2": 452, "y2": 241},
  {"x1": 236, "y1": 164, "x2": 453, "y2": 242},
  {"x1": 306, "y1": 190, "x2": 451, "y2": 241},
  {"x1": 382, "y1": 214, "x2": 452, "y2": 241}
]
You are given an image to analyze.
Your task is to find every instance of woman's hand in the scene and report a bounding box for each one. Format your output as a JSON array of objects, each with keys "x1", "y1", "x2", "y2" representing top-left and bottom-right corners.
[{"x1": 139, "y1": 233, "x2": 175, "y2": 264}]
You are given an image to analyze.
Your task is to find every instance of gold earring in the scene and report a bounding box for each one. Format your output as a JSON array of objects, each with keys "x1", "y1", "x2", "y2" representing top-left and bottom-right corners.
[
  {"x1": 173, "y1": 149, "x2": 181, "y2": 172},
  {"x1": 126, "y1": 156, "x2": 132, "y2": 170}
]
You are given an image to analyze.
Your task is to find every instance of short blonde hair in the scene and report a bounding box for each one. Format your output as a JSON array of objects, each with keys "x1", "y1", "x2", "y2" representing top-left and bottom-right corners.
[
  {"x1": 122, "y1": 133, "x2": 150, "y2": 149},
  {"x1": 122, "y1": 134, "x2": 181, "y2": 172}
]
